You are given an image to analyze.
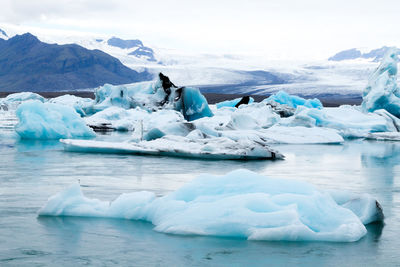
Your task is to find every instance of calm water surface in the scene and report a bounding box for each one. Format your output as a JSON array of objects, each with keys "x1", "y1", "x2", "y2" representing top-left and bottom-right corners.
[{"x1": 0, "y1": 114, "x2": 399, "y2": 266}]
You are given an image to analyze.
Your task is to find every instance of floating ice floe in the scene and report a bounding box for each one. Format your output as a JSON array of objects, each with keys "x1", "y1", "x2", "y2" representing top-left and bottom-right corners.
[
  {"x1": 279, "y1": 105, "x2": 400, "y2": 138},
  {"x1": 38, "y1": 169, "x2": 383, "y2": 242},
  {"x1": 260, "y1": 126, "x2": 344, "y2": 144},
  {"x1": 362, "y1": 47, "x2": 400, "y2": 117},
  {"x1": 61, "y1": 135, "x2": 282, "y2": 160},
  {"x1": 264, "y1": 90, "x2": 323, "y2": 109},
  {"x1": 15, "y1": 100, "x2": 95, "y2": 139},
  {"x1": 366, "y1": 132, "x2": 400, "y2": 141}
]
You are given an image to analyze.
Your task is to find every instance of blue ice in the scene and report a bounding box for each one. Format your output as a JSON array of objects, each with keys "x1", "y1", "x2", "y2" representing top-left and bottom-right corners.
[
  {"x1": 362, "y1": 47, "x2": 400, "y2": 117},
  {"x1": 216, "y1": 97, "x2": 254, "y2": 109},
  {"x1": 15, "y1": 100, "x2": 96, "y2": 139},
  {"x1": 265, "y1": 91, "x2": 323, "y2": 109},
  {"x1": 39, "y1": 169, "x2": 382, "y2": 242},
  {"x1": 176, "y1": 87, "x2": 213, "y2": 121}
]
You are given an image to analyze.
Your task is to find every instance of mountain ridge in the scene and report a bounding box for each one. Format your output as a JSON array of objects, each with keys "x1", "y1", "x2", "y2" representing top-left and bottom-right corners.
[
  {"x1": 329, "y1": 46, "x2": 393, "y2": 61},
  {"x1": 0, "y1": 33, "x2": 153, "y2": 92}
]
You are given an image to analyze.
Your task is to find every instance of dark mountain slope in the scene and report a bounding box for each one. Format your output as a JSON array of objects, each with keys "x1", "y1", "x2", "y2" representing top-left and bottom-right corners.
[{"x1": 0, "y1": 33, "x2": 153, "y2": 92}]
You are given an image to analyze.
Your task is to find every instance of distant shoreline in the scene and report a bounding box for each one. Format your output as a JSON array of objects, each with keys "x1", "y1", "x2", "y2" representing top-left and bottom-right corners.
[{"x1": 0, "y1": 91, "x2": 362, "y2": 107}]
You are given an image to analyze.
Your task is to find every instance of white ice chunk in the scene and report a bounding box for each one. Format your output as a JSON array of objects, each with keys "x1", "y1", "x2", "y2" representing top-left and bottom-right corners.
[
  {"x1": 366, "y1": 132, "x2": 400, "y2": 141},
  {"x1": 225, "y1": 103, "x2": 280, "y2": 130},
  {"x1": 48, "y1": 94, "x2": 94, "y2": 116},
  {"x1": 329, "y1": 190, "x2": 384, "y2": 225},
  {"x1": 61, "y1": 135, "x2": 282, "y2": 160},
  {"x1": 282, "y1": 105, "x2": 398, "y2": 138},
  {"x1": 84, "y1": 106, "x2": 184, "y2": 132},
  {"x1": 220, "y1": 126, "x2": 343, "y2": 144},
  {"x1": 261, "y1": 126, "x2": 344, "y2": 144},
  {"x1": 216, "y1": 97, "x2": 254, "y2": 109},
  {"x1": 39, "y1": 169, "x2": 374, "y2": 242}
]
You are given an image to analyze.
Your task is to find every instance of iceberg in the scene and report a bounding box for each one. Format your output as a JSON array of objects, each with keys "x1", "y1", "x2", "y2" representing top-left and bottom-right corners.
[
  {"x1": 280, "y1": 105, "x2": 399, "y2": 138},
  {"x1": 362, "y1": 47, "x2": 400, "y2": 117},
  {"x1": 264, "y1": 91, "x2": 323, "y2": 109},
  {"x1": 38, "y1": 169, "x2": 383, "y2": 242},
  {"x1": 224, "y1": 103, "x2": 280, "y2": 130},
  {"x1": 260, "y1": 126, "x2": 344, "y2": 144},
  {"x1": 220, "y1": 126, "x2": 343, "y2": 144},
  {"x1": 264, "y1": 100, "x2": 296, "y2": 118},
  {"x1": 86, "y1": 73, "x2": 213, "y2": 121},
  {"x1": 174, "y1": 86, "x2": 213, "y2": 121},
  {"x1": 15, "y1": 101, "x2": 96, "y2": 139},
  {"x1": 88, "y1": 82, "x2": 156, "y2": 114},
  {"x1": 366, "y1": 132, "x2": 400, "y2": 141},
  {"x1": 48, "y1": 94, "x2": 94, "y2": 117},
  {"x1": 0, "y1": 92, "x2": 45, "y2": 110},
  {"x1": 216, "y1": 96, "x2": 254, "y2": 109},
  {"x1": 61, "y1": 135, "x2": 283, "y2": 160},
  {"x1": 328, "y1": 190, "x2": 384, "y2": 225},
  {"x1": 84, "y1": 106, "x2": 185, "y2": 132}
]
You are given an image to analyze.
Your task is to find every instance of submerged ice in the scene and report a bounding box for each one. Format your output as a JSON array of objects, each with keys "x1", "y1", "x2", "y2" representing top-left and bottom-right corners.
[{"x1": 38, "y1": 169, "x2": 383, "y2": 242}]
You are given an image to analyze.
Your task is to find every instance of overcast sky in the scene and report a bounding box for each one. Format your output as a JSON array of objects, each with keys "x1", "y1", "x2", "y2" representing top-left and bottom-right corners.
[{"x1": 1, "y1": 0, "x2": 400, "y2": 60}]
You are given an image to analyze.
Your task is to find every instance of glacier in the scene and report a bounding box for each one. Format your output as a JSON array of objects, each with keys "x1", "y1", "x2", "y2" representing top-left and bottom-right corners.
[
  {"x1": 15, "y1": 101, "x2": 95, "y2": 139},
  {"x1": 38, "y1": 169, "x2": 383, "y2": 242}
]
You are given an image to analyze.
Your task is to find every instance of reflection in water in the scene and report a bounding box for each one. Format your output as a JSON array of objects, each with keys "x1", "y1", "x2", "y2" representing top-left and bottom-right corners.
[
  {"x1": 36, "y1": 215, "x2": 385, "y2": 266},
  {"x1": 365, "y1": 222, "x2": 384, "y2": 242},
  {"x1": 361, "y1": 141, "x2": 400, "y2": 185},
  {"x1": 16, "y1": 139, "x2": 62, "y2": 152}
]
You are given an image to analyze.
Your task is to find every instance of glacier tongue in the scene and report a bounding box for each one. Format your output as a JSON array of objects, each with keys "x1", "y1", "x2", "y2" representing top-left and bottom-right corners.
[{"x1": 38, "y1": 169, "x2": 383, "y2": 242}]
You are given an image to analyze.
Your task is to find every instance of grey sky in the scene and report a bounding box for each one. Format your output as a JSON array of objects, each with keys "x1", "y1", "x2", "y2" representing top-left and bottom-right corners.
[{"x1": 1, "y1": 0, "x2": 400, "y2": 59}]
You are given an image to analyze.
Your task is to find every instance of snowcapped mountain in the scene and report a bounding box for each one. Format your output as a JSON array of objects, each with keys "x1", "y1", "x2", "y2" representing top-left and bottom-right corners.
[
  {"x1": 0, "y1": 24, "x2": 382, "y2": 99},
  {"x1": 329, "y1": 47, "x2": 393, "y2": 62},
  {"x1": 105, "y1": 37, "x2": 156, "y2": 62}
]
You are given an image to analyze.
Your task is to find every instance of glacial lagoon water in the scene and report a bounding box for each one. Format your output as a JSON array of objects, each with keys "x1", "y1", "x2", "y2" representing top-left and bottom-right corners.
[{"x1": 1, "y1": 116, "x2": 400, "y2": 266}]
